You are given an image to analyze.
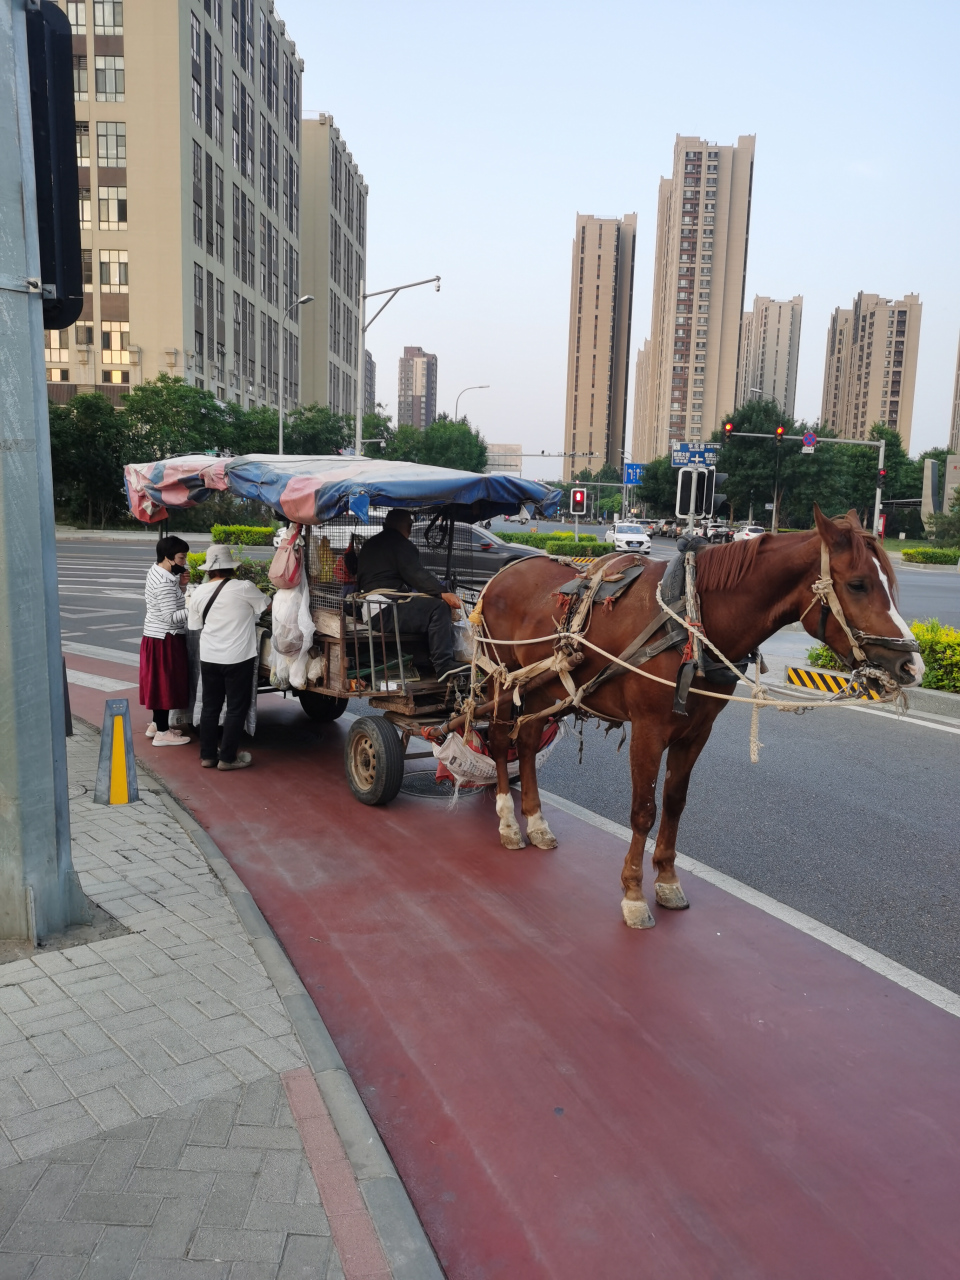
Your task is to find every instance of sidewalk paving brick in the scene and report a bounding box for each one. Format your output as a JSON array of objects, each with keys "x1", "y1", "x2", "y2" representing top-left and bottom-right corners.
[{"x1": 0, "y1": 723, "x2": 347, "y2": 1279}]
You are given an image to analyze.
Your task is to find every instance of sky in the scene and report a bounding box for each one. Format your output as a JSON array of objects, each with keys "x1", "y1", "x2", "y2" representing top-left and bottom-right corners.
[{"x1": 281, "y1": 0, "x2": 959, "y2": 480}]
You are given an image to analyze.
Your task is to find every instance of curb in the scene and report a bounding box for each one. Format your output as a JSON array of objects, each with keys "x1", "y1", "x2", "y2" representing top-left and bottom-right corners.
[
  {"x1": 779, "y1": 665, "x2": 960, "y2": 721},
  {"x1": 76, "y1": 715, "x2": 444, "y2": 1280}
]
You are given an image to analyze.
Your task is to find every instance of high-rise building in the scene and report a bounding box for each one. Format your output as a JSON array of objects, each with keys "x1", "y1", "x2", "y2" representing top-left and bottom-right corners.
[
  {"x1": 633, "y1": 135, "x2": 755, "y2": 462},
  {"x1": 44, "y1": 0, "x2": 306, "y2": 412},
  {"x1": 735, "y1": 295, "x2": 803, "y2": 416},
  {"x1": 300, "y1": 114, "x2": 367, "y2": 414},
  {"x1": 397, "y1": 346, "x2": 437, "y2": 427},
  {"x1": 562, "y1": 214, "x2": 637, "y2": 480},
  {"x1": 364, "y1": 350, "x2": 376, "y2": 416},
  {"x1": 820, "y1": 293, "x2": 921, "y2": 448},
  {"x1": 629, "y1": 339, "x2": 650, "y2": 464}
]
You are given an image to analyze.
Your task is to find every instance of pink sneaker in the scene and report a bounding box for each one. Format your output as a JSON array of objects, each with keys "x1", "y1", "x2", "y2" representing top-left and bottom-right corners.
[
  {"x1": 153, "y1": 730, "x2": 191, "y2": 747},
  {"x1": 145, "y1": 722, "x2": 157, "y2": 738}
]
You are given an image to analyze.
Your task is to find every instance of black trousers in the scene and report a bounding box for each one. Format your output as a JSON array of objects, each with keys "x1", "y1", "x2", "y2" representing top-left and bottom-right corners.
[
  {"x1": 392, "y1": 596, "x2": 455, "y2": 677},
  {"x1": 199, "y1": 657, "x2": 256, "y2": 763}
]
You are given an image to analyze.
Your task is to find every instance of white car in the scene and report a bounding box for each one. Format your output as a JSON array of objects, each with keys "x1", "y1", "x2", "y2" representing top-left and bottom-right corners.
[
  {"x1": 605, "y1": 522, "x2": 652, "y2": 554},
  {"x1": 733, "y1": 525, "x2": 765, "y2": 542}
]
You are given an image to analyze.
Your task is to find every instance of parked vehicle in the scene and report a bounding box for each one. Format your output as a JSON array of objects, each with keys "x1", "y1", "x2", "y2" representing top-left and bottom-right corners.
[
  {"x1": 705, "y1": 523, "x2": 734, "y2": 544},
  {"x1": 418, "y1": 524, "x2": 544, "y2": 593},
  {"x1": 604, "y1": 522, "x2": 652, "y2": 554},
  {"x1": 733, "y1": 525, "x2": 766, "y2": 542}
]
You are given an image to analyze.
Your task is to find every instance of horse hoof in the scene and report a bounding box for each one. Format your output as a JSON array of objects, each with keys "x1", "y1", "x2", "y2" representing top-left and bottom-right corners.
[
  {"x1": 525, "y1": 812, "x2": 558, "y2": 849},
  {"x1": 621, "y1": 897, "x2": 656, "y2": 929},
  {"x1": 655, "y1": 882, "x2": 690, "y2": 910},
  {"x1": 500, "y1": 832, "x2": 526, "y2": 850}
]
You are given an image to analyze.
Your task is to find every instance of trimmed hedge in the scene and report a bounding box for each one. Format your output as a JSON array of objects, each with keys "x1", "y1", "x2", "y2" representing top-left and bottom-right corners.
[
  {"x1": 209, "y1": 523, "x2": 277, "y2": 545},
  {"x1": 808, "y1": 620, "x2": 960, "y2": 694},
  {"x1": 901, "y1": 547, "x2": 960, "y2": 565},
  {"x1": 544, "y1": 539, "x2": 607, "y2": 558}
]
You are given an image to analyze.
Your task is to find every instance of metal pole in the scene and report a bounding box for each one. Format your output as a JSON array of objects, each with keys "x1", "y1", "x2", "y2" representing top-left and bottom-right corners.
[
  {"x1": 872, "y1": 438, "x2": 885, "y2": 537},
  {"x1": 354, "y1": 279, "x2": 365, "y2": 456},
  {"x1": 0, "y1": 0, "x2": 89, "y2": 940},
  {"x1": 278, "y1": 322, "x2": 284, "y2": 455}
]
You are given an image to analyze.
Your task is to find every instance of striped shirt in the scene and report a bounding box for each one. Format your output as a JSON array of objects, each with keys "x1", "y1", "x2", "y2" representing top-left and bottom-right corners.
[{"x1": 143, "y1": 563, "x2": 187, "y2": 639}]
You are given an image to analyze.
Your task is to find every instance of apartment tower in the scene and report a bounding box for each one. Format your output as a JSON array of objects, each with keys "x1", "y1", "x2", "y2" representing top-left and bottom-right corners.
[
  {"x1": 300, "y1": 114, "x2": 368, "y2": 414},
  {"x1": 948, "y1": 332, "x2": 960, "y2": 455},
  {"x1": 561, "y1": 214, "x2": 637, "y2": 480},
  {"x1": 45, "y1": 0, "x2": 306, "y2": 413},
  {"x1": 364, "y1": 349, "x2": 376, "y2": 415},
  {"x1": 397, "y1": 346, "x2": 437, "y2": 427},
  {"x1": 633, "y1": 135, "x2": 755, "y2": 462},
  {"x1": 820, "y1": 293, "x2": 921, "y2": 448},
  {"x1": 735, "y1": 295, "x2": 803, "y2": 416}
]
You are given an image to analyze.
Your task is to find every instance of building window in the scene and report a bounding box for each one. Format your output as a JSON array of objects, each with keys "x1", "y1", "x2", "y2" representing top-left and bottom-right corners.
[
  {"x1": 96, "y1": 121, "x2": 126, "y2": 167},
  {"x1": 94, "y1": 56, "x2": 124, "y2": 101},
  {"x1": 99, "y1": 248, "x2": 128, "y2": 292},
  {"x1": 194, "y1": 263, "x2": 204, "y2": 308},
  {"x1": 67, "y1": 2, "x2": 86, "y2": 35},
  {"x1": 93, "y1": 1, "x2": 123, "y2": 35},
  {"x1": 73, "y1": 55, "x2": 88, "y2": 101},
  {"x1": 76, "y1": 324, "x2": 94, "y2": 346},
  {"x1": 102, "y1": 370, "x2": 130, "y2": 384},
  {"x1": 47, "y1": 368, "x2": 70, "y2": 382},
  {"x1": 81, "y1": 248, "x2": 93, "y2": 291},
  {"x1": 44, "y1": 329, "x2": 69, "y2": 362},
  {"x1": 78, "y1": 186, "x2": 91, "y2": 230},
  {"x1": 101, "y1": 321, "x2": 130, "y2": 363},
  {"x1": 192, "y1": 77, "x2": 202, "y2": 125},
  {"x1": 76, "y1": 122, "x2": 90, "y2": 168},
  {"x1": 98, "y1": 185, "x2": 127, "y2": 229},
  {"x1": 214, "y1": 105, "x2": 223, "y2": 149},
  {"x1": 190, "y1": 12, "x2": 201, "y2": 61}
]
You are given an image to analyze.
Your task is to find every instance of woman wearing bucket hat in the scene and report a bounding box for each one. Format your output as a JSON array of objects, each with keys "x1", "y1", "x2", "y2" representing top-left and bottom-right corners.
[{"x1": 187, "y1": 545, "x2": 270, "y2": 770}]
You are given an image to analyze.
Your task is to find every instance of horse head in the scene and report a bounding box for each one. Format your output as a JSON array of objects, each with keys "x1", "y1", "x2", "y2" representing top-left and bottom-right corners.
[{"x1": 807, "y1": 506, "x2": 924, "y2": 689}]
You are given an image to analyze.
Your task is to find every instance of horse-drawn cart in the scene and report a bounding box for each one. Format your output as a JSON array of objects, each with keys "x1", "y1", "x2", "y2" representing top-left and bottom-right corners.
[{"x1": 124, "y1": 453, "x2": 561, "y2": 805}]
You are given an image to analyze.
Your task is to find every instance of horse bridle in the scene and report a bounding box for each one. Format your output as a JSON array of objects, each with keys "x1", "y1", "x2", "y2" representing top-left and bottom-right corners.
[{"x1": 800, "y1": 538, "x2": 920, "y2": 669}]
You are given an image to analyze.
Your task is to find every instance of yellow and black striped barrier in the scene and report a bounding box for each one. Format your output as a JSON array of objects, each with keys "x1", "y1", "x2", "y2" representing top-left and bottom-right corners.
[
  {"x1": 94, "y1": 698, "x2": 141, "y2": 805},
  {"x1": 786, "y1": 667, "x2": 881, "y2": 701}
]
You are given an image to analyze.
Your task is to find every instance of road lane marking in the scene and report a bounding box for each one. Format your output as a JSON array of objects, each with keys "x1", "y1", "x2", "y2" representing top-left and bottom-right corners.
[
  {"x1": 538, "y1": 788, "x2": 960, "y2": 1021},
  {"x1": 63, "y1": 641, "x2": 140, "y2": 667},
  {"x1": 66, "y1": 669, "x2": 137, "y2": 692}
]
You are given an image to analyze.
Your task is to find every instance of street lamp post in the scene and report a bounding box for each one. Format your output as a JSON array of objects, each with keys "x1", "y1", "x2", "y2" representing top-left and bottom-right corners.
[
  {"x1": 278, "y1": 294, "x2": 313, "y2": 455},
  {"x1": 354, "y1": 275, "x2": 441, "y2": 456},
  {"x1": 454, "y1": 384, "x2": 489, "y2": 423}
]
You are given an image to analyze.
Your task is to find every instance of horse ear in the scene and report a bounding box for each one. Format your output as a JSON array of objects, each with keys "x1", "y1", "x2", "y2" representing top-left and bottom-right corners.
[
  {"x1": 813, "y1": 504, "x2": 847, "y2": 548},
  {"x1": 846, "y1": 508, "x2": 864, "y2": 530}
]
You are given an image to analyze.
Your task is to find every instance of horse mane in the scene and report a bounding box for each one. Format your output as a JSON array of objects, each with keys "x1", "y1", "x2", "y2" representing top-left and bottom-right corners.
[{"x1": 694, "y1": 516, "x2": 899, "y2": 601}]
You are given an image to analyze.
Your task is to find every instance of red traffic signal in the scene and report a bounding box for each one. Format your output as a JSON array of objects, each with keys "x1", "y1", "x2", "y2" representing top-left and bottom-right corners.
[
  {"x1": 775, "y1": 424, "x2": 785, "y2": 439},
  {"x1": 724, "y1": 422, "x2": 734, "y2": 437},
  {"x1": 570, "y1": 488, "x2": 587, "y2": 515}
]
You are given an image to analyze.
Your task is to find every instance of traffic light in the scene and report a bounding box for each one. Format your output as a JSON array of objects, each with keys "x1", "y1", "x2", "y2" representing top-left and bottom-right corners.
[
  {"x1": 706, "y1": 471, "x2": 728, "y2": 515},
  {"x1": 570, "y1": 487, "x2": 587, "y2": 516},
  {"x1": 724, "y1": 422, "x2": 734, "y2": 438},
  {"x1": 775, "y1": 424, "x2": 785, "y2": 440},
  {"x1": 25, "y1": 1, "x2": 84, "y2": 329},
  {"x1": 877, "y1": 468, "x2": 887, "y2": 489},
  {"x1": 676, "y1": 467, "x2": 711, "y2": 517}
]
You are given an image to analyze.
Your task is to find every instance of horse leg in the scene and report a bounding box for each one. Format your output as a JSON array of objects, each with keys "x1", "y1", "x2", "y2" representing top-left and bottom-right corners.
[
  {"x1": 488, "y1": 718, "x2": 525, "y2": 850},
  {"x1": 516, "y1": 717, "x2": 557, "y2": 850},
  {"x1": 621, "y1": 721, "x2": 664, "y2": 929},
  {"x1": 652, "y1": 719, "x2": 714, "y2": 910}
]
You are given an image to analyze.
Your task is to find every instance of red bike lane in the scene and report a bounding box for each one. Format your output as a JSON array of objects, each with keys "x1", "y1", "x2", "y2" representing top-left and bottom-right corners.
[{"x1": 66, "y1": 652, "x2": 960, "y2": 1280}]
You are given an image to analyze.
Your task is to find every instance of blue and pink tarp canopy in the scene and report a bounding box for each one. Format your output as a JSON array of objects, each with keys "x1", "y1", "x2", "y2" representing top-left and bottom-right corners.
[{"x1": 124, "y1": 454, "x2": 563, "y2": 525}]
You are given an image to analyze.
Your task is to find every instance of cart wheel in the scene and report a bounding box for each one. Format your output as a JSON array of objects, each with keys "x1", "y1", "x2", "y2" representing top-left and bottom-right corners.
[
  {"x1": 297, "y1": 691, "x2": 349, "y2": 722},
  {"x1": 344, "y1": 716, "x2": 405, "y2": 805}
]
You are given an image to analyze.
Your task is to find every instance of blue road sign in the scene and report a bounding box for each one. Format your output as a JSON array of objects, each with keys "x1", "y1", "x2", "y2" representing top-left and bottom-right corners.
[
  {"x1": 623, "y1": 463, "x2": 646, "y2": 484},
  {"x1": 802, "y1": 431, "x2": 817, "y2": 447},
  {"x1": 671, "y1": 444, "x2": 720, "y2": 468}
]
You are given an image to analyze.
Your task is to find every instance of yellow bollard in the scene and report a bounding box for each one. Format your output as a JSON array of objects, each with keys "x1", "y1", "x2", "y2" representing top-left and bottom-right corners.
[{"x1": 94, "y1": 698, "x2": 140, "y2": 805}]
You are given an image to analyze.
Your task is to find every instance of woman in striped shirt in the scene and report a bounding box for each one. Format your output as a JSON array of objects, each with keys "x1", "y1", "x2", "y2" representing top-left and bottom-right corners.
[{"x1": 140, "y1": 535, "x2": 192, "y2": 746}]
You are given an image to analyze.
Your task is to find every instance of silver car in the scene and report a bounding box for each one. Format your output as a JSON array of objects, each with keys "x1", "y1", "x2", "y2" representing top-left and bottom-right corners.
[{"x1": 605, "y1": 522, "x2": 652, "y2": 554}]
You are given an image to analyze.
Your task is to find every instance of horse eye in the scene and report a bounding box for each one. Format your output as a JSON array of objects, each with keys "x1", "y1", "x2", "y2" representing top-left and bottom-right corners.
[{"x1": 846, "y1": 579, "x2": 868, "y2": 593}]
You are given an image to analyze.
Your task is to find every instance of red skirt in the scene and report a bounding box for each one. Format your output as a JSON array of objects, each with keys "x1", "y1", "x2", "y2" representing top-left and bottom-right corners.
[{"x1": 139, "y1": 633, "x2": 189, "y2": 710}]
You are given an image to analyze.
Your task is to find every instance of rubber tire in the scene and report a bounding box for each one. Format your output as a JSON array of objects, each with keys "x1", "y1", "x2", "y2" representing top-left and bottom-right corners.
[
  {"x1": 344, "y1": 716, "x2": 405, "y2": 806},
  {"x1": 297, "y1": 690, "x2": 349, "y2": 722}
]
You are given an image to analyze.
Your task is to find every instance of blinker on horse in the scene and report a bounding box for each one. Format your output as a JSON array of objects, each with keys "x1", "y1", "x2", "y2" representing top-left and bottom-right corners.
[{"x1": 474, "y1": 507, "x2": 923, "y2": 930}]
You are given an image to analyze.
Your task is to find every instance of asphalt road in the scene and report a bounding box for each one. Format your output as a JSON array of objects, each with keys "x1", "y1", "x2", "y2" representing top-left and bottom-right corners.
[{"x1": 58, "y1": 538, "x2": 960, "y2": 992}]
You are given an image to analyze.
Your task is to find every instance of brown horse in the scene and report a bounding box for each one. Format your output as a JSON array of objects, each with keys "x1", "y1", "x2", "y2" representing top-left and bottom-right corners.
[{"x1": 480, "y1": 508, "x2": 924, "y2": 928}]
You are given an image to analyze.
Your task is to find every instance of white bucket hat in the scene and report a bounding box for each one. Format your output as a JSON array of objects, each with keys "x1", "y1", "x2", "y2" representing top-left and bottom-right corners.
[{"x1": 199, "y1": 544, "x2": 238, "y2": 573}]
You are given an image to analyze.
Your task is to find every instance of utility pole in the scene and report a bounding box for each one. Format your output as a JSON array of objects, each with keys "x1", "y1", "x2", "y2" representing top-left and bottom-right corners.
[{"x1": 1, "y1": 0, "x2": 89, "y2": 940}]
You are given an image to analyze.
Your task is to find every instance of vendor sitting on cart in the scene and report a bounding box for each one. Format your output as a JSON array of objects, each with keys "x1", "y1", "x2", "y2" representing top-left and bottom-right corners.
[{"x1": 356, "y1": 508, "x2": 462, "y2": 680}]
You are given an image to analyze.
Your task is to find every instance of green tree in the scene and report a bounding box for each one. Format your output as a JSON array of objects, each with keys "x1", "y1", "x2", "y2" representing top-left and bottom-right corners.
[
  {"x1": 48, "y1": 392, "x2": 131, "y2": 527},
  {"x1": 634, "y1": 455, "x2": 677, "y2": 515},
  {"x1": 360, "y1": 405, "x2": 395, "y2": 457},
  {"x1": 385, "y1": 414, "x2": 487, "y2": 472},
  {"x1": 121, "y1": 373, "x2": 232, "y2": 458},
  {"x1": 283, "y1": 402, "x2": 349, "y2": 454}
]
